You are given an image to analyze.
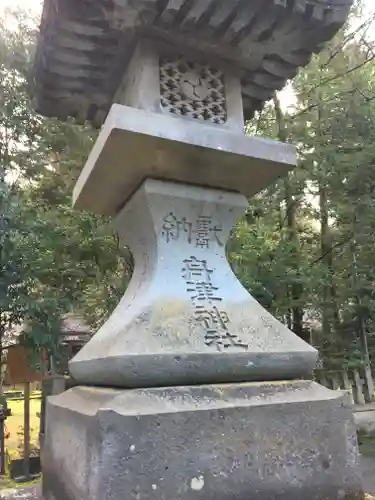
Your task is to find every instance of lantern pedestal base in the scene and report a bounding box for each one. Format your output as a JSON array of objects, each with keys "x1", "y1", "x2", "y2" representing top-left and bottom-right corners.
[{"x1": 42, "y1": 381, "x2": 364, "y2": 500}]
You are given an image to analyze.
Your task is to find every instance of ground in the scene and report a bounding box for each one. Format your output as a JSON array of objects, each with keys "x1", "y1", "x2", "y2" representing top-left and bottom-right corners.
[
  {"x1": 0, "y1": 485, "x2": 41, "y2": 499},
  {"x1": 362, "y1": 456, "x2": 375, "y2": 497},
  {"x1": 360, "y1": 436, "x2": 375, "y2": 498},
  {"x1": 5, "y1": 398, "x2": 41, "y2": 459},
  {"x1": 0, "y1": 472, "x2": 374, "y2": 500}
]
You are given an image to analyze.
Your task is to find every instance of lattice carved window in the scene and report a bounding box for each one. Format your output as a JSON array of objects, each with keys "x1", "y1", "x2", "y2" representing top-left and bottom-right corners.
[{"x1": 160, "y1": 56, "x2": 227, "y2": 125}]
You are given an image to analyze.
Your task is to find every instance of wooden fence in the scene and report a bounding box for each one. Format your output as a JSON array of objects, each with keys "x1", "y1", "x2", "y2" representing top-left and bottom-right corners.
[{"x1": 314, "y1": 368, "x2": 374, "y2": 406}]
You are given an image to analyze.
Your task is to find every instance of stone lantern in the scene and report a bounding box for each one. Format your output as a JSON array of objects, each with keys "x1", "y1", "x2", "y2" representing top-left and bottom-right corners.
[{"x1": 34, "y1": 1, "x2": 364, "y2": 499}]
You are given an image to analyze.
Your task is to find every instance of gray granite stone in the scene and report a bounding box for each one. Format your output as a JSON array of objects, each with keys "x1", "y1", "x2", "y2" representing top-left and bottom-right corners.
[
  {"x1": 72, "y1": 104, "x2": 295, "y2": 216},
  {"x1": 42, "y1": 381, "x2": 364, "y2": 500},
  {"x1": 70, "y1": 179, "x2": 317, "y2": 388},
  {"x1": 114, "y1": 39, "x2": 245, "y2": 133}
]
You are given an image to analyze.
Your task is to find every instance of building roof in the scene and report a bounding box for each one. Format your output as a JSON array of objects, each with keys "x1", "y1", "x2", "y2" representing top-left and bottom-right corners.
[
  {"x1": 33, "y1": 0, "x2": 352, "y2": 127},
  {"x1": 60, "y1": 313, "x2": 91, "y2": 335},
  {"x1": 3, "y1": 313, "x2": 91, "y2": 348}
]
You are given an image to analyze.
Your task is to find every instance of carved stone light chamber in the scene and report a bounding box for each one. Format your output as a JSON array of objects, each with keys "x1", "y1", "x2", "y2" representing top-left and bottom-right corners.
[{"x1": 160, "y1": 56, "x2": 227, "y2": 124}]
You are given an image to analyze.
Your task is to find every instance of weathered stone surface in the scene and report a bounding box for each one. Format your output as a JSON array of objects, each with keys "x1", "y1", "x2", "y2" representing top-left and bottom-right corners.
[
  {"x1": 72, "y1": 104, "x2": 295, "y2": 216},
  {"x1": 70, "y1": 179, "x2": 316, "y2": 387},
  {"x1": 34, "y1": 0, "x2": 353, "y2": 126},
  {"x1": 42, "y1": 381, "x2": 365, "y2": 500},
  {"x1": 114, "y1": 39, "x2": 245, "y2": 133},
  {"x1": 361, "y1": 456, "x2": 375, "y2": 496}
]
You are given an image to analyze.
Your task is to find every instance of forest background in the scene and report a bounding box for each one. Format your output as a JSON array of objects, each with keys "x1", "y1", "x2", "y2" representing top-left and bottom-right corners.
[{"x1": 1, "y1": 0, "x2": 375, "y2": 372}]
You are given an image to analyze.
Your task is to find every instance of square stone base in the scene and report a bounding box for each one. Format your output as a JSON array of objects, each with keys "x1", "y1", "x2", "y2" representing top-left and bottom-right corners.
[{"x1": 42, "y1": 381, "x2": 364, "y2": 500}]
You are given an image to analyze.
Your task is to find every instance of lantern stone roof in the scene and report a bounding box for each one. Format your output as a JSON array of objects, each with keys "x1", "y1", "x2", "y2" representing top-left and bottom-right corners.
[{"x1": 34, "y1": 0, "x2": 352, "y2": 127}]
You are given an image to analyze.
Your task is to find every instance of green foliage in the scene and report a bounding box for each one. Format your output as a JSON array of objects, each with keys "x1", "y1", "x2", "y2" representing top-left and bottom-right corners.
[
  {"x1": 0, "y1": 9, "x2": 131, "y2": 359},
  {"x1": 230, "y1": 10, "x2": 375, "y2": 367}
]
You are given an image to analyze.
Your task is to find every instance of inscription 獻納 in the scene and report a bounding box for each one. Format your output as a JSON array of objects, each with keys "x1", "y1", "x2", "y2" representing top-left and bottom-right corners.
[{"x1": 161, "y1": 213, "x2": 223, "y2": 248}]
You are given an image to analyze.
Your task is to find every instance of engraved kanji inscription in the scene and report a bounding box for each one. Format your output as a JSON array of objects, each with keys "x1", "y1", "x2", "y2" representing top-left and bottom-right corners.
[
  {"x1": 188, "y1": 281, "x2": 222, "y2": 302},
  {"x1": 182, "y1": 256, "x2": 212, "y2": 282},
  {"x1": 182, "y1": 256, "x2": 248, "y2": 351},
  {"x1": 161, "y1": 212, "x2": 192, "y2": 243},
  {"x1": 161, "y1": 213, "x2": 223, "y2": 248},
  {"x1": 195, "y1": 215, "x2": 223, "y2": 248}
]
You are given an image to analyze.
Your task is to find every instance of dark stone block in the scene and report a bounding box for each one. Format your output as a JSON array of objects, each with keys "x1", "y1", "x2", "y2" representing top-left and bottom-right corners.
[{"x1": 42, "y1": 380, "x2": 364, "y2": 500}]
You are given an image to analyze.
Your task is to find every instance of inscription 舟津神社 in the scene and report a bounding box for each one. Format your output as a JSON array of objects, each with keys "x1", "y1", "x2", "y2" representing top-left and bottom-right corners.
[{"x1": 182, "y1": 256, "x2": 248, "y2": 350}]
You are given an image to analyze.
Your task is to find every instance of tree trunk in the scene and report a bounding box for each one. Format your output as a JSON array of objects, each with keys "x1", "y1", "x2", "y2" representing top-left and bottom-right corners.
[
  {"x1": 274, "y1": 95, "x2": 306, "y2": 340},
  {"x1": 0, "y1": 325, "x2": 4, "y2": 476},
  {"x1": 23, "y1": 382, "x2": 30, "y2": 479},
  {"x1": 317, "y1": 100, "x2": 340, "y2": 363},
  {"x1": 319, "y1": 181, "x2": 340, "y2": 336},
  {"x1": 351, "y1": 222, "x2": 373, "y2": 397}
]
